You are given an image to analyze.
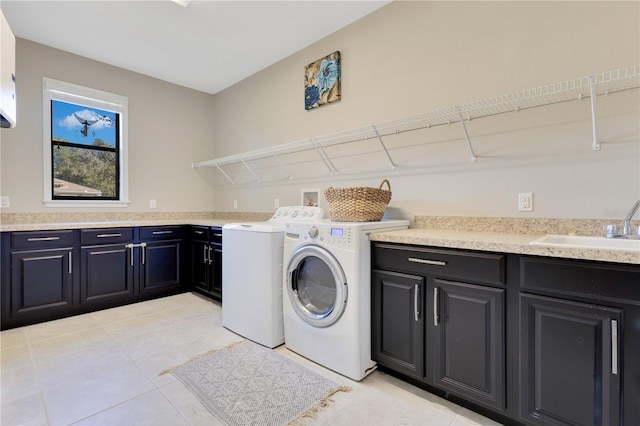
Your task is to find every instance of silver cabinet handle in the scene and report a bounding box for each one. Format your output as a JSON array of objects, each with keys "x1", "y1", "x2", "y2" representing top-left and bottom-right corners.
[
  {"x1": 126, "y1": 243, "x2": 134, "y2": 266},
  {"x1": 141, "y1": 242, "x2": 147, "y2": 265},
  {"x1": 203, "y1": 245, "x2": 207, "y2": 263},
  {"x1": 433, "y1": 287, "x2": 439, "y2": 326},
  {"x1": 152, "y1": 230, "x2": 172, "y2": 235},
  {"x1": 414, "y1": 284, "x2": 420, "y2": 322},
  {"x1": 97, "y1": 233, "x2": 122, "y2": 238},
  {"x1": 68, "y1": 251, "x2": 72, "y2": 274},
  {"x1": 213, "y1": 233, "x2": 223, "y2": 237},
  {"x1": 408, "y1": 257, "x2": 447, "y2": 266},
  {"x1": 194, "y1": 230, "x2": 204, "y2": 235},
  {"x1": 611, "y1": 319, "x2": 618, "y2": 375},
  {"x1": 208, "y1": 246, "x2": 213, "y2": 264},
  {"x1": 28, "y1": 236, "x2": 60, "y2": 242}
]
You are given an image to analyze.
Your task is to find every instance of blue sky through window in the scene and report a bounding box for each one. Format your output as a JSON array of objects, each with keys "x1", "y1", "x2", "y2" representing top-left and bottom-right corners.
[{"x1": 51, "y1": 100, "x2": 117, "y2": 147}]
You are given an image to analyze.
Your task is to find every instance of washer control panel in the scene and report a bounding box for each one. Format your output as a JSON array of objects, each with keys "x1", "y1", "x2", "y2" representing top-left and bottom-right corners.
[{"x1": 271, "y1": 206, "x2": 324, "y2": 222}]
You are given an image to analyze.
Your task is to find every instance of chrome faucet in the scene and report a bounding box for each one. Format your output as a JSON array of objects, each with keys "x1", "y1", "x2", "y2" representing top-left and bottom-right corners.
[{"x1": 622, "y1": 199, "x2": 640, "y2": 237}]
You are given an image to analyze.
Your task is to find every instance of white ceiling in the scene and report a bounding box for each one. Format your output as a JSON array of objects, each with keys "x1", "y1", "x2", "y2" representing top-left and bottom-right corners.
[{"x1": 1, "y1": 0, "x2": 389, "y2": 94}]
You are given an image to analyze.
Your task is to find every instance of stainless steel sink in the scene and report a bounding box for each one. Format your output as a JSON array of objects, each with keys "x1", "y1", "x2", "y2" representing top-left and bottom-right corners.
[{"x1": 530, "y1": 234, "x2": 640, "y2": 251}]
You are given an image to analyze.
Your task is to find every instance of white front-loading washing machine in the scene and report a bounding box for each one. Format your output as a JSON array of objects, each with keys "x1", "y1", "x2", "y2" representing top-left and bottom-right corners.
[{"x1": 282, "y1": 219, "x2": 409, "y2": 380}]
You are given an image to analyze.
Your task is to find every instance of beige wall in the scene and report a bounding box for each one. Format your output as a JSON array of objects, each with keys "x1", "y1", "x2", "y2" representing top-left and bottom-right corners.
[
  {"x1": 2, "y1": 2, "x2": 638, "y2": 221},
  {"x1": 0, "y1": 39, "x2": 216, "y2": 213},
  {"x1": 211, "y1": 1, "x2": 640, "y2": 220}
]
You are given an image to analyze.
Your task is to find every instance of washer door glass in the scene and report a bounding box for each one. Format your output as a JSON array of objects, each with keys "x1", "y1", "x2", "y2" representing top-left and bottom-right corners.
[{"x1": 287, "y1": 245, "x2": 347, "y2": 328}]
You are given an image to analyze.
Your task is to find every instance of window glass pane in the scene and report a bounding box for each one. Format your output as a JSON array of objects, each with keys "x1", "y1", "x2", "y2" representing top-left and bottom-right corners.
[
  {"x1": 52, "y1": 145, "x2": 117, "y2": 198},
  {"x1": 294, "y1": 256, "x2": 336, "y2": 317},
  {"x1": 51, "y1": 100, "x2": 116, "y2": 146}
]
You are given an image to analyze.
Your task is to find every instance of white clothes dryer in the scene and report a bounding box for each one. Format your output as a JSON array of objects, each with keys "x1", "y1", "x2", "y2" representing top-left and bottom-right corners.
[
  {"x1": 222, "y1": 206, "x2": 323, "y2": 348},
  {"x1": 282, "y1": 219, "x2": 409, "y2": 380}
]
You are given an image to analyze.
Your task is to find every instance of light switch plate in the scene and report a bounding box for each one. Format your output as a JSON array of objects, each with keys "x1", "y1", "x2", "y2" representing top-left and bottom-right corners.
[{"x1": 0, "y1": 196, "x2": 10, "y2": 208}]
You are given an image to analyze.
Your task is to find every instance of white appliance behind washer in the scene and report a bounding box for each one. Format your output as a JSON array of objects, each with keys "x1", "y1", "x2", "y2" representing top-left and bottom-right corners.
[
  {"x1": 282, "y1": 219, "x2": 409, "y2": 380},
  {"x1": 222, "y1": 206, "x2": 324, "y2": 348}
]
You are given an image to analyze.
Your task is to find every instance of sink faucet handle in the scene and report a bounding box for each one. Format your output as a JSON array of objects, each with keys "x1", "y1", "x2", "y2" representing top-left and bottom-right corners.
[
  {"x1": 605, "y1": 224, "x2": 618, "y2": 238},
  {"x1": 622, "y1": 199, "x2": 640, "y2": 236}
]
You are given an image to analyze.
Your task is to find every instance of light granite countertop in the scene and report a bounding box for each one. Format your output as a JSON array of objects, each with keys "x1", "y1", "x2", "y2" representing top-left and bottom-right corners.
[
  {"x1": 369, "y1": 228, "x2": 640, "y2": 265},
  {"x1": 0, "y1": 211, "x2": 273, "y2": 232},
  {"x1": 2, "y1": 213, "x2": 638, "y2": 265},
  {"x1": 0, "y1": 219, "x2": 233, "y2": 232}
]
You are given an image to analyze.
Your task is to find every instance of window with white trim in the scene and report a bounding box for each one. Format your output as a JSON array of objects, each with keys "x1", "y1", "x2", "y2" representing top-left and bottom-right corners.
[{"x1": 43, "y1": 78, "x2": 128, "y2": 207}]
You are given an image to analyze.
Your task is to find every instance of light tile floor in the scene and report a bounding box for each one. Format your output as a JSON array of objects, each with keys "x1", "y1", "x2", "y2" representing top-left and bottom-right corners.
[{"x1": 1, "y1": 292, "x2": 502, "y2": 426}]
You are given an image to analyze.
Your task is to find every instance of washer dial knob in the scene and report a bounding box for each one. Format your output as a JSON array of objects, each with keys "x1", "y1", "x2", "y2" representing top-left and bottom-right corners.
[{"x1": 308, "y1": 226, "x2": 319, "y2": 239}]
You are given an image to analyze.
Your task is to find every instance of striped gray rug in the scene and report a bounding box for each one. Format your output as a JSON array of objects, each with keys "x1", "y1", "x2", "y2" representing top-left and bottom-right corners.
[{"x1": 161, "y1": 340, "x2": 351, "y2": 425}]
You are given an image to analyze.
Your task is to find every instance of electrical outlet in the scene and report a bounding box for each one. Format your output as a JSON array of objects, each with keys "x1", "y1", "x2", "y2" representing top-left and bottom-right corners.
[
  {"x1": 149, "y1": 199, "x2": 157, "y2": 209},
  {"x1": 518, "y1": 192, "x2": 533, "y2": 212},
  {"x1": 274, "y1": 198, "x2": 279, "y2": 209},
  {"x1": 0, "y1": 196, "x2": 9, "y2": 208},
  {"x1": 233, "y1": 200, "x2": 238, "y2": 209}
]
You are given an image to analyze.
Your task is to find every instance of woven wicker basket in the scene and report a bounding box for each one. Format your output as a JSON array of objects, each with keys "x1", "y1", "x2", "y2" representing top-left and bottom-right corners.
[{"x1": 324, "y1": 179, "x2": 392, "y2": 222}]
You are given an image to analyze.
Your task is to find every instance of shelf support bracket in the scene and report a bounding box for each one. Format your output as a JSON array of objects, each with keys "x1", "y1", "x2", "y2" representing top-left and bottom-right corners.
[
  {"x1": 372, "y1": 125, "x2": 397, "y2": 170},
  {"x1": 272, "y1": 154, "x2": 292, "y2": 180},
  {"x1": 312, "y1": 139, "x2": 337, "y2": 175},
  {"x1": 214, "y1": 164, "x2": 234, "y2": 184},
  {"x1": 241, "y1": 159, "x2": 261, "y2": 182},
  {"x1": 456, "y1": 107, "x2": 477, "y2": 163},
  {"x1": 589, "y1": 75, "x2": 600, "y2": 151}
]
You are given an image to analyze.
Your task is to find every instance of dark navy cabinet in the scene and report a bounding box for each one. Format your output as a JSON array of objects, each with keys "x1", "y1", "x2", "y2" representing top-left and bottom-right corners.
[
  {"x1": 372, "y1": 269, "x2": 425, "y2": 380},
  {"x1": 518, "y1": 256, "x2": 639, "y2": 426},
  {"x1": 372, "y1": 243, "x2": 507, "y2": 413},
  {"x1": 80, "y1": 228, "x2": 135, "y2": 305},
  {"x1": 431, "y1": 279, "x2": 505, "y2": 410},
  {"x1": 6, "y1": 230, "x2": 75, "y2": 324},
  {"x1": 519, "y1": 294, "x2": 621, "y2": 426},
  {"x1": 189, "y1": 226, "x2": 222, "y2": 300},
  {"x1": 1, "y1": 225, "x2": 187, "y2": 330},
  {"x1": 139, "y1": 226, "x2": 183, "y2": 296},
  {"x1": 372, "y1": 242, "x2": 640, "y2": 426}
]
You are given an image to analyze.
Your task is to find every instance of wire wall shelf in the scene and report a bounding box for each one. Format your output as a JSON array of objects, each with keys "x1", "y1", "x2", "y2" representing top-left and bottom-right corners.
[{"x1": 193, "y1": 65, "x2": 640, "y2": 184}]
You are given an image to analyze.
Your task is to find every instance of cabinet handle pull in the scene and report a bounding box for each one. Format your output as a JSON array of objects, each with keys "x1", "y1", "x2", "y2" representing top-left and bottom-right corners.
[
  {"x1": 611, "y1": 319, "x2": 618, "y2": 375},
  {"x1": 194, "y1": 230, "x2": 204, "y2": 235},
  {"x1": 408, "y1": 257, "x2": 447, "y2": 266},
  {"x1": 433, "y1": 287, "x2": 439, "y2": 326},
  {"x1": 27, "y1": 236, "x2": 60, "y2": 242},
  {"x1": 126, "y1": 243, "x2": 134, "y2": 266},
  {"x1": 141, "y1": 242, "x2": 147, "y2": 265},
  {"x1": 208, "y1": 246, "x2": 213, "y2": 264},
  {"x1": 414, "y1": 284, "x2": 420, "y2": 322},
  {"x1": 213, "y1": 233, "x2": 223, "y2": 237},
  {"x1": 97, "y1": 233, "x2": 122, "y2": 238},
  {"x1": 68, "y1": 251, "x2": 72, "y2": 274},
  {"x1": 152, "y1": 230, "x2": 172, "y2": 235},
  {"x1": 203, "y1": 245, "x2": 208, "y2": 263}
]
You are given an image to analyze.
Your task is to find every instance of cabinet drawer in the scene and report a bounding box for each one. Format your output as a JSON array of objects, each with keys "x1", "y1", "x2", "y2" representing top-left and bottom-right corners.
[
  {"x1": 140, "y1": 226, "x2": 183, "y2": 240},
  {"x1": 520, "y1": 256, "x2": 640, "y2": 304},
  {"x1": 81, "y1": 228, "x2": 133, "y2": 245},
  {"x1": 211, "y1": 227, "x2": 223, "y2": 244},
  {"x1": 11, "y1": 230, "x2": 74, "y2": 249},
  {"x1": 189, "y1": 226, "x2": 210, "y2": 240},
  {"x1": 372, "y1": 243, "x2": 505, "y2": 285}
]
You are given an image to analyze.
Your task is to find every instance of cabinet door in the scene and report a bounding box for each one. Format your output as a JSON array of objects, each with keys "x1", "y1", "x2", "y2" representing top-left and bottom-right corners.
[
  {"x1": 210, "y1": 245, "x2": 222, "y2": 299},
  {"x1": 431, "y1": 279, "x2": 505, "y2": 410},
  {"x1": 372, "y1": 269, "x2": 425, "y2": 380},
  {"x1": 519, "y1": 294, "x2": 622, "y2": 426},
  {"x1": 80, "y1": 244, "x2": 134, "y2": 304},
  {"x1": 139, "y1": 239, "x2": 182, "y2": 295},
  {"x1": 190, "y1": 240, "x2": 210, "y2": 293},
  {"x1": 10, "y1": 249, "x2": 73, "y2": 317}
]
